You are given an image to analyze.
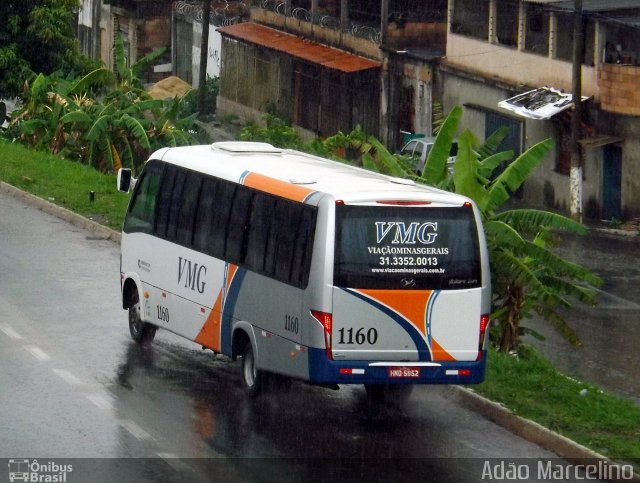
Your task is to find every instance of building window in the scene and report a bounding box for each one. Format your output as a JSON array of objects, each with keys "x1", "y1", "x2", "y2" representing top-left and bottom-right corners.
[
  {"x1": 496, "y1": 0, "x2": 518, "y2": 47},
  {"x1": 524, "y1": 3, "x2": 549, "y2": 56},
  {"x1": 451, "y1": 0, "x2": 489, "y2": 41},
  {"x1": 555, "y1": 11, "x2": 595, "y2": 66}
]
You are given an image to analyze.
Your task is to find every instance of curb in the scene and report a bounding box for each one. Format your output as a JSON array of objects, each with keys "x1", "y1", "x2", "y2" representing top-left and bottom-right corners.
[
  {"x1": 1, "y1": 181, "x2": 638, "y2": 481},
  {"x1": 0, "y1": 182, "x2": 121, "y2": 244}
]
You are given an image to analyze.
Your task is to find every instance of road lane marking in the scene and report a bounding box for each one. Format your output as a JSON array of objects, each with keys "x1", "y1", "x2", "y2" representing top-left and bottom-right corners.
[
  {"x1": 25, "y1": 345, "x2": 50, "y2": 361},
  {"x1": 52, "y1": 368, "x2": 83, "y2": 386},
  {"x1": 0, "y1": 324, "x2": 23, "y2": 340},
  {"x1": 118, "y1": 419, "x2": 153, "y2": 441},
  {"x1": 85, "y1": 393, "x2": 114, "y2": 411}
]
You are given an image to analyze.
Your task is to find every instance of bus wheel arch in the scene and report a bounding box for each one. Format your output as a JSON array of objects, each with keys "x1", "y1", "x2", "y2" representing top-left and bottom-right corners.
[
  {"x1": 122, "y1": 277, "x2": 139, "y2": 310},
  {"x1": 124, "y1": 280, "x2": 156, "y2": 344}
]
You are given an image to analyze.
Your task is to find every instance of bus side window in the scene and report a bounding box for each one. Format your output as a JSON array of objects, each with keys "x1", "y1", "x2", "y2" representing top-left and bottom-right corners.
[
  {"x1": 207, "y1": 180, "x2": 236, "y2": 259},
  {"x1": 193, "y1": 177, "x2": 217, "y2": 253},
  {"x1": 177, "y1": 172, "x2": 203, "y2": 247},
  {"x1": 245, "y1": 193, "x2": 276, "y2": 273},
  {"x1": 155, "y1": 164, "x2": 177, "y2": 238},
  {"x1": 166, "y1": 168, "x2": 187, "y2": 242},
  {"x1": 124, "y1": 162, "x2": 162, "y2": 234},
  {"x1": 290, "y1": 206, "x2": 316, "y2": 287},
  {"x1": 225, "y1": 186, "x2": 254, "y2": 265}
]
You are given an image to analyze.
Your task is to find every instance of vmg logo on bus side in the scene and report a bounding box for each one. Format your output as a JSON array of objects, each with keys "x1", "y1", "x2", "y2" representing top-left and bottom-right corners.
[
  {"x1": 375, "y1": 222, "x2": 438, "y2": 244},
  {"x1": 178, "y1": 257, "x2": 207, "y2": 294}
]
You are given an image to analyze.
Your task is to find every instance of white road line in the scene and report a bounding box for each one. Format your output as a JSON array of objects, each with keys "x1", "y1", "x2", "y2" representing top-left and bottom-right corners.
[
  {"x1": 85, "y1": 393, "x2": 114, "y2": 411},
  {"x1": 25, "y1": 345, "x2": 50, "y2": 361},
  {"x1": 52, "y1": 368, "x2": 83, "y2": 386},
  {"x1": 118, "y1": 419, "x2": 153, "y2": 441},
  {"x1": 0, "y1": 324, "x2": 23, "y2": 340}
]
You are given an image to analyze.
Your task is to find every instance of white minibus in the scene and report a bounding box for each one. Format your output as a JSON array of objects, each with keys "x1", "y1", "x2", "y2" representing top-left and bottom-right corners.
[{"x1": 118, "y1": 142, "x2": 491, "y2": 398}]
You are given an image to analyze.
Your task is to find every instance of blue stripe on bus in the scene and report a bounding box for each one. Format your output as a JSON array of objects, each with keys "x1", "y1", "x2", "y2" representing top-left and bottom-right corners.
[{"x1": 220, "y1": 266, "x2": 247, "y2": 356}]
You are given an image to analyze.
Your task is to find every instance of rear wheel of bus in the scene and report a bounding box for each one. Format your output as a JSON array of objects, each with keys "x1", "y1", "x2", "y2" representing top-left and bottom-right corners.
[{"x1": 128, "y1": 290, "x2": 157, "y2": 344}]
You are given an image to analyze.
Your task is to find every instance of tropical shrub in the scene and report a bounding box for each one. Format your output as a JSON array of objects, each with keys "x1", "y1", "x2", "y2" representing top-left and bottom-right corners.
[{"x1": 8, "y1": 34, "x2": 199, "y2": 173}]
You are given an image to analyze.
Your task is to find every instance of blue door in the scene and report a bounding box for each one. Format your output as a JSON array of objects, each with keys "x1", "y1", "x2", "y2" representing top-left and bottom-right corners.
[{"x1": 602, "y1": 145, "x2": 622, "y2": 220}]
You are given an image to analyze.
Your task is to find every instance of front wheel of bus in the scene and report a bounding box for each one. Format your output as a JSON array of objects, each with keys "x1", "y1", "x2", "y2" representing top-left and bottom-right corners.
[
  {"x1": 128, "y1": 291, "x2": 156, "y2": 344},
  {"x1": 241, "y1": 343, "x2": 262, "y2": 397}
]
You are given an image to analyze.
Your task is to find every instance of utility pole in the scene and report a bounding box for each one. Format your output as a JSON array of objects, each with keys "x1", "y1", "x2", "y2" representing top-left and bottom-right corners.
[
  {"x1": 197, "y1": 0, "x2": 212, "y2": 116},
  {"x1": 570, "y1": 0, "x2": 585, "y2": 222}
]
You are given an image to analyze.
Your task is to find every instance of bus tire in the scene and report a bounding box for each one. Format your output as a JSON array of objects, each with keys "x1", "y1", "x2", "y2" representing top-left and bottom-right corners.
[
  {"x1": 241, "y1": 342, "x2": 262, "y2": 397},
  {"x1": 128, "y1": 291, "x2": 156, "y2": 344}
]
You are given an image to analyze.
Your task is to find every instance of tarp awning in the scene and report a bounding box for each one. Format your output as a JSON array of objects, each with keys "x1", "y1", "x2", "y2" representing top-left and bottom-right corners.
[
  {"x1": 218, "y1": 22, "x2": 381, "y2": 73},
  {"x1": 498, "y1": 86, "x2": 589, "y2": 120}
]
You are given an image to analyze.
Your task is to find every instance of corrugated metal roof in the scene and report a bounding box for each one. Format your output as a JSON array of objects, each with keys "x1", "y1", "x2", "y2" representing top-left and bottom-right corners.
[
  {"x1": 525, "y1": 0, "x2": 640, "y2": 12},
  {"x1": 217, "y1": 22, "x2": 381, "y2": 73}
]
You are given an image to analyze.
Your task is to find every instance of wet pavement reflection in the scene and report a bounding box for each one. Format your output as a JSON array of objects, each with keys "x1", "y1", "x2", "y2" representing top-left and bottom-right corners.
[{"x1": 524, "y1": 231, "x2": 640, "y2": 404}]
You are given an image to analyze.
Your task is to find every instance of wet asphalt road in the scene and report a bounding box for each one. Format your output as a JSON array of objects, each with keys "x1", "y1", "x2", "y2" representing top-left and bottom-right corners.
[
  {"x1": 524, "y1": 231, "x2": 640, "y2": 405},
  {"x1": 0, "y1": 191, "x2": 600, "y2": 482}
]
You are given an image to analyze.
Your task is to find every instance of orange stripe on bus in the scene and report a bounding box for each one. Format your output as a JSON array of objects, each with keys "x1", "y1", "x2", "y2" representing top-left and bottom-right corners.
[
  {"x1": 358, "y1": 289, "x2": 432, "y2": 338},
  {"x1": 430, "y1": 337, "x2": 456, "y2": 361},
  {"x1": 194, "y1": 290, "x2": 223, "y2": 351},
  {"x1": 243, "y1": 172, "x2": 315, "y2": 202}
]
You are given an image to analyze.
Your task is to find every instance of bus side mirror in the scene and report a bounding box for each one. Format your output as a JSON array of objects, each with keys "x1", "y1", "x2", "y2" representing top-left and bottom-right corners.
[{"x1": 117, "y1": 168, "x2": 136, "y2": 193}]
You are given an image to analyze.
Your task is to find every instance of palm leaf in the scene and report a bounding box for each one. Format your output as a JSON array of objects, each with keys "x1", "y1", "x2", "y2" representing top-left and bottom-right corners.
[
  {"x1": 368, "y1": 137, "x2": 407, "y2": 177},
  {"x1": 120, "y1": 113, "x2": 150, "y2": 149},
  {"x1": 478, "y1": 125, "x2": 509, "y2": 160},
  {"x1": 61, "y1": 110, "x2": 92, "y2": 126},
  {"x1": 487, "y1": 138, "x2": 554, "y2": 212},
  {"x1": 477, "y1": 151, "x2": 513, "y2": 180},
  {"x1": 452, "y1": 130, "x2": 489, "y2": 209},
  {"x1": 494, "y1": 209, "x2": 587, "y2": 235},
  {"x1": 69, "y1": 68, "x2": 113, "y2": 94},
  {"x1": 422, "y1": 105, "x2": 461, "y2": 185},
  {"x1": 86, "y1": 114, "x2": 111, "y2": 141}
]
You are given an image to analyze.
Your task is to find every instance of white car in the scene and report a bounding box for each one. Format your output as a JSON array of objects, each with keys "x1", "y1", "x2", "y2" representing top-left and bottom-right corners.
[{"x1": 399, "y1": 136, "x2": 458, "y2": 176}]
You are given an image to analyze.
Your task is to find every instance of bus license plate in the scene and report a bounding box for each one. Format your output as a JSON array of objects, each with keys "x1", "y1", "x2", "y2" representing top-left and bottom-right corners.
[{"x1": 388, "y1": 367, "x2": 421, "y2": 378}]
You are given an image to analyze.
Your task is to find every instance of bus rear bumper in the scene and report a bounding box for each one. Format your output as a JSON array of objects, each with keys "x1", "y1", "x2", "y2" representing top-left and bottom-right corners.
[{"x1": 307, "y1": 348, "x2": 487, "y2": 385}]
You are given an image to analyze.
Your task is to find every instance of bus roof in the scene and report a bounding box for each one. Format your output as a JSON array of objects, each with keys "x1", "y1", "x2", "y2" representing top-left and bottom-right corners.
[{"x1": 153, "y1": 142, "x2": 471, "y2": 205}]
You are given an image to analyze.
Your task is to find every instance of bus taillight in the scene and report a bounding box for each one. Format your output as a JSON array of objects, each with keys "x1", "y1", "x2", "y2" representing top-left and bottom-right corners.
[
  {"x1": 311, "y1": 310, "x2": 333, "y2": 360},
  {"x1": 477, "y1": 314, "x2": 490, "y2": 360}
]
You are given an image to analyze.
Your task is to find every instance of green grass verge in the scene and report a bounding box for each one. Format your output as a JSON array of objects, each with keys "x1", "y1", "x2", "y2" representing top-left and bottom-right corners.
[
  {"x1": 477, "y1": 346, "x2": 640, "y2": 468},
  {"x1": 2, "y1": 139, "x2": 639, "y2": 468},
  {"x1": 0, "y1": 139, "x2": 129, "y2": 230}
]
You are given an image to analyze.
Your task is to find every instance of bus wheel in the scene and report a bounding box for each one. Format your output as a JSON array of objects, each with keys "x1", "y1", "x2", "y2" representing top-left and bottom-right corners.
[
  {"x1": 128, "y1": 291, "x2": 156, "y2": 344},
  {"x1": 241, "y1": 343, "x2": 262, "y2": 397}
]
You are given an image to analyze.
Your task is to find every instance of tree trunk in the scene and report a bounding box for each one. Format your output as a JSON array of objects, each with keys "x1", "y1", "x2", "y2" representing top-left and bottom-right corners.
[{"x1": 197, "y1": 0, "x2": 212, "y2": 116}]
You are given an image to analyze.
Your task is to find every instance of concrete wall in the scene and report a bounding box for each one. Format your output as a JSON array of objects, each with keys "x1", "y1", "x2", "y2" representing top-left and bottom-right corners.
[{"x1": 446, "y1": 33, "x2": 599, "y2": 99}]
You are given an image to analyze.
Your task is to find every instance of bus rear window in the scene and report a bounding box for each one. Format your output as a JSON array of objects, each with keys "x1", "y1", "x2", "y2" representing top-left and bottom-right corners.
[{"x1": 334, "y1": 205, "x2": 481, "y2": 290}]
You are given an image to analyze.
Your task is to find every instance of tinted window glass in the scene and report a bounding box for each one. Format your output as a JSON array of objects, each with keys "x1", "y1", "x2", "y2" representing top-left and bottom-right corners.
[
  {"x1": 176, "y1": 171, "x2": 203, "y2": 247},
  {"x1": 225, "y1": 187, "x2": 254, "y2": 264},
  {"x1": 155, "y1": 164, "x2": 177, "y2": 238},
  {"x1": 207, "y1": 180, "x2": 236, "y2": 258},
  {"x1": 334, "y1": 205, "x2": 481, "y2": 290},
  {"x1": 124, "y1": 161, "x2": 162, "y2": 234},
  {"x1": 245, "y1": 193, "x2": 276, "y2": 272},
  {"x1": 193, "y1": 177, "x2": 218, "y2": 252},
  {"x1": 166, "y1": 168, "x2": 187, "y2": 242}
]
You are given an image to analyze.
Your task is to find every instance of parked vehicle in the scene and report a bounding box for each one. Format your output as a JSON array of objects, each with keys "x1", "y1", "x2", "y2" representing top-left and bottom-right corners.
[{"x1": 399, "y1": 136, "x2": 458, "y2": 176}]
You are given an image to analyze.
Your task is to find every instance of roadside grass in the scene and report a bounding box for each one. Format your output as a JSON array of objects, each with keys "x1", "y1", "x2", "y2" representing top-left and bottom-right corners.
[
  {"x1": 477, "y1": 346, "x2": 640, "y2": 468},
  {"x1": 1, "y1": 139, "x2": 639, "y2": 469},
  {"x1": 0, "y1": 139, "x2": 129, "y2": 230}
]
